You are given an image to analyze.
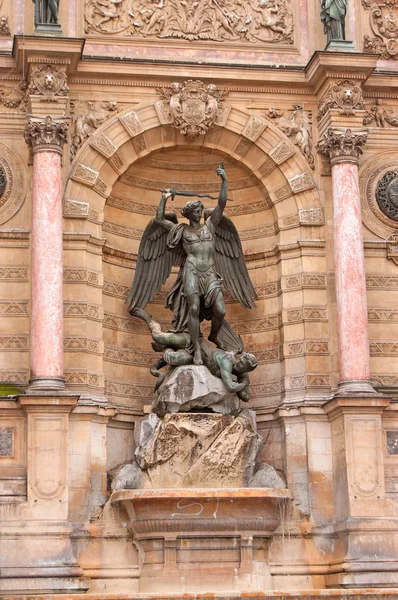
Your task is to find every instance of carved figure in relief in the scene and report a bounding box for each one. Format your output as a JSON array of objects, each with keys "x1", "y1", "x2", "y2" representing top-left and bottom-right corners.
[
  {"x1": 70, "y1": 100, "x2": 118, "y2": 159},
  {"x1": 252, "y1": 0, "x2": 285, "y2": 36},
  {"x1": 126, "y1": 164, "x2": 257, "y2": 367},
  {"x1": 84, "y1": 0, "x2": 294, "y2": 44},
  {"x1": 32, "y1": 0, "x2": 60, "y2": 25},
  {"x1": 320, "y1": 0, "x2": 347, "y2": 42},
  {"x1": 363, "y1": 98, "x2": 398, "y2": 128},
  {"x1": 265, "y1": 106, "x2": 315, "y2": 169}
]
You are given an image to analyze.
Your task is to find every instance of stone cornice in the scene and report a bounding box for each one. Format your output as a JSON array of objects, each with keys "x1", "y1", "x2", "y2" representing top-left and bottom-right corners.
[
  {"x1": 317, "y1": 127, "x2": 368, "y2": 166},
  {"x1": 24, "y1": 115, "x2": 70, "y2": 155}
]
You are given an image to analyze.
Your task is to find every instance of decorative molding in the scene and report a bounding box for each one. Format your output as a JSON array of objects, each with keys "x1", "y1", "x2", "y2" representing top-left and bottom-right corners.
[
  {"x1": 269, "y1": 141, "x2": 295, "y2": 165},
  {"x1": 90, "y1": 133, "x2": 118, "y2": 159},
  {"x1": 0, "y1": 141, "x2": 28, "y2": 226},
  {"x1": 84, "y1": 0, "x2": 294, "y2": 45},
  {"x1": 299, "y1": 208, "x2": 324, "y2": 225},
  {"x1": 64, "y1": 370, "x2": 102, "y2": 388},
  {"x1": 0, "y1": 301, "x2": 28, "y2": 316},
  {"x1": 105, "y1": 378, "x2": 153, "y2": 401},
  {"x1": 318, "y1": 128, "x2": 368, "y2": 166},
  {"x1": 242, "y1": 115, "x2": 267, "y2": 142},
  {"x1": 251, "y1": 380, "x2": 283, "y2": 398},
  {"x1": 0, "y1": 335, "x2": 28, "y2": 350},
  {"x1": 366, "y1": 275, "x2": 398, "y2": 289},
  {"x1": 24, "y1": 116, "x2": 69, "y2": 155},
  {"x1": 104, "y1": 346, "x2": 155, "y2": 367},
  {"x1": 0, "y1": 370, "x2": 28, "y2": 385},
  {"x1": 64, "y1": 302, "x2": 102, "y2": 321},
  {"x1": 119, "y1": 110, "x2": 143, "y2": 138},
  {"x1": 252, "y1": 346, "x2": 282, "y2": 363},
  {"x1": 64, "y1": 268, "x2": 101, "y2": 287},
  {"x1": 370, "y1": 341, "x2": 398, "y2": 356},
  {"x1": 257, "y1": 157, "x2": 277, "y2": 178},
  {"x1": 0, "y1": 266, "x2": 28, "y2": 281},
  {"x1": 64, "y1": 199, "x2": 90, "y2": 218},
  {"x1": 387, "y1": 233, "x2": 398, "y2": 265},
  {"x1": 118, "y1": 172, "x2": 258, "y2": 193},
  {"x1": 64, "y1": 336, "x2": 102, "y2": 354},
  {"x1": 71, "y1": 163, "x2": 99, "y2": 187},
  {"x1": 288, "y1": 172, "x2": 315, "y2": 193}
]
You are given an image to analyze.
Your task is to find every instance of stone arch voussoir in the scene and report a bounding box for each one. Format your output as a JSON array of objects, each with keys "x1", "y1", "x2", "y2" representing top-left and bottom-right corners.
[{"x1": 63, "y1": 102, "x2": 322, "y2": 227}]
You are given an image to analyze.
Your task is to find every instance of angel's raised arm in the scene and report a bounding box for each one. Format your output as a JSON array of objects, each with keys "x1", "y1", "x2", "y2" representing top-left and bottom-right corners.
[
  {"x1": 209, "y1": 164, "x2": 228, "y2": 229},
  {"x1": 155, "y1": 189, "x2": 175, "y2": 231}
]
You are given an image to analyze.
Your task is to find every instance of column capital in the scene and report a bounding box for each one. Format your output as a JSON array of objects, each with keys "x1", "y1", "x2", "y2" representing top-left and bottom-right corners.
[
  {"x1": 317, "y1": 127, "x2": 368, "y2": 166},
  {"x1": 24, "y1": 115, "x2": 70, "y2": 155}
]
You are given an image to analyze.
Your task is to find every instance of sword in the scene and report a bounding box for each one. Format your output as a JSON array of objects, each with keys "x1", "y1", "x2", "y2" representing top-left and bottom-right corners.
[{"x1": 162, "y1": 186, "x2": 233, "y2": 202}]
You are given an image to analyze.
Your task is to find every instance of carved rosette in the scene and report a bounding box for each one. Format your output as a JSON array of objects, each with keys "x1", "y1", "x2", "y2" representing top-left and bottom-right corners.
[
  {"x1": 317, "y1": 128, "x2": 368, "y2": 166},
  {"x1": 24, "y1": 116, "x2": 70, "y2": 155}
]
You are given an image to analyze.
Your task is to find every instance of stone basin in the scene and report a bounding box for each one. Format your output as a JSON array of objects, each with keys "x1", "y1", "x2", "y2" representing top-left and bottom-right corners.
[{"x1": 111, "y1": 487, "x2": 292, "y2": 594}]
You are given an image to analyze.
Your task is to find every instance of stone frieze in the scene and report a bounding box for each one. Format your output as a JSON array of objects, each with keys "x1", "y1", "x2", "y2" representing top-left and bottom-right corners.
[{"x1": 84, "y1": 0, "x2": 294, "y2": 45}]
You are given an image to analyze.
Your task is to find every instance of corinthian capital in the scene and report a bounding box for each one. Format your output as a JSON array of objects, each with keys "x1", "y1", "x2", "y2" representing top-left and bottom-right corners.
[
  {"x1": 317, "y1": 127, "x2": 368, "y2": 166},
  {"x1": 24, "y1": 115, "x2": 70, "y2": 155}
]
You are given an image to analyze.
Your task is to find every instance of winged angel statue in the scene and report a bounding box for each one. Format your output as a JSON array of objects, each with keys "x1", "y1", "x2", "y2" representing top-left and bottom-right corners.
[{"x1": 127, "y1": 165, "x2": 258, "y2": 393}]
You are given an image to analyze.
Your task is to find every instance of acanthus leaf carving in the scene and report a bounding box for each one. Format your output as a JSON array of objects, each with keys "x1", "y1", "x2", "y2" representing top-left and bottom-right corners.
[
  {"x1": 84, "y1": 0, "x2": 294, "y2": 45},
  {"x1": 265, "y1": 105, "x2": 315, "y2": 169},
  {"x1": 317, "y1": 127, "x2": 368, "y2": 166},
  {"x1": 24, "y1": 116, "x2": 70, "y2": 155},
  {"x1": 157, "y1": 80, "x2": 228, "y2": 136}
]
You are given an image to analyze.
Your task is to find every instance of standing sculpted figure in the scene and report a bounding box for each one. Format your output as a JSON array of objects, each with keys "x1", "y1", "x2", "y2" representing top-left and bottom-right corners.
[
  {"x1": 320, "y1": 0, "x2": 347, "y2": 42},
  {"x1": 32, "y1": 0, "x2": 59, "y2": 25},
  {"x1": 127, "y1": 164, "x2": 257, "y2": 366}
]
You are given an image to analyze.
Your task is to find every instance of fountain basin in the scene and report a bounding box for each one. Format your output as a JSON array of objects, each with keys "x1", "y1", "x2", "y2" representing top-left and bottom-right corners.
[{"x1": 111, "y1": 487, "x2": 291, "y2": 594}]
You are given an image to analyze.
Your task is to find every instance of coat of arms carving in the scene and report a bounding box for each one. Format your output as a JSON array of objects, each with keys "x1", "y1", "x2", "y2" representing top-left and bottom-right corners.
[
  {"x1": 363, "y1": 0, "x2": 398, "y2": 59},
  {"x1": 157, "y1": 80, "x2": 228, "y2": 136}
]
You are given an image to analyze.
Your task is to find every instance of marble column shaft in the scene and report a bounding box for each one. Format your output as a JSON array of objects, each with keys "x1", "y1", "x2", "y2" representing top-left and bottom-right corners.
[
  {"x1": 25, "y1": 116, "x2": 69, "y2": 391},
  {"x1": 319, "y1": 128, "x2": 375, "y2": 394}
]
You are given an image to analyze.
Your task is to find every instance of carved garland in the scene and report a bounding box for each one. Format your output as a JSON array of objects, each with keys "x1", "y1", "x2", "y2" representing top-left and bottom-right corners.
[{"x1": 362, "y1": 0, "x2": 398, "y2": 60}]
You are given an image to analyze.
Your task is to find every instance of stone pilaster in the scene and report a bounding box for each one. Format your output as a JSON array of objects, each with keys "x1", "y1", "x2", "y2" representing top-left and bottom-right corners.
[
  {"x1": 318, "y1": 127, "x2": 376, "y2": 396},
  {"x1": 24, "y1": 115, "x2": 70, "y2": 392}
]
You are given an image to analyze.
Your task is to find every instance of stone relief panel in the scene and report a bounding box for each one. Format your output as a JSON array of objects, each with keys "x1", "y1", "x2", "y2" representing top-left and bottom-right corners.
[
  {"x1": 28, "y1": 64, "x2": 69, "y2": 102},
  {"x1": 84, "y1": 0, "x2": 294, "y2": 45},
  {"x1": 363, "y1": 98, "x2": 398, "y2": 127},
  {"x1": 264, "y1": 106, "x2": 315, "y2": 169},
  {"x1": 0, "y1": 81, "x2": 28, "y2": 111},
  {"x1": 70, "y1": 100, "x2": 119, "y2": 159},
  {"x1": 363, "y1": 0, "x2": 398, "y2": 60},
  {"x1": 0, "y1": 141, "x2": 27, "y2": 225}
]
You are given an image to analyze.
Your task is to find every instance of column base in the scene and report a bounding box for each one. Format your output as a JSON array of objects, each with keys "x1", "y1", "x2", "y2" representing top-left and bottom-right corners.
[
  {"x1": 28, "y1": 376, "x2": 66, "y2": 393},
  {"x1": 335, "y1": 379, "x2": 379, "y2": 396}
]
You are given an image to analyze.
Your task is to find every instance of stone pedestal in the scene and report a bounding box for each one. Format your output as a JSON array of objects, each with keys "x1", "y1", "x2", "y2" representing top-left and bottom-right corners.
[
  {"x1": 0, "y1": 396, "x2": 89, "y2": 594},
  {"x1": 112, "y1": 488, "x2": 291, "y2": 594},
  {"x1": 325, "y1": 396, "x2": 398, "y2": 587}
]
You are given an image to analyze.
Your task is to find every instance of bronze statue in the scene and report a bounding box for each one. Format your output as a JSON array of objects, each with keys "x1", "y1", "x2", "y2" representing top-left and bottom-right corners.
[
  {"x1": 127, "y1": 164, "x2": 257, "y2": 366},
  {"x1": 32, "y1": 0, "x2": 59, "y2": 26},
  {"x1": 320, "y1": 0, "x2": 347, "y2": 42}
]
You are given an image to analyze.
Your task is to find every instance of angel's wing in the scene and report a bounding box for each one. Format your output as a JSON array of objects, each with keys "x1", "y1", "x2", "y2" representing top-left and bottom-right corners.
[
  {"x1": 125, "y1": 212, "x2": 184, "y2": 312},
  {"x1": 205, "y1": 209, "x2": 258, "y2": 309}
]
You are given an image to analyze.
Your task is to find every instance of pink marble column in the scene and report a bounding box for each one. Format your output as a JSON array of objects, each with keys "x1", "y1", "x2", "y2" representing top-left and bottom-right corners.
[
  {"x1": 319, "y1": 128, "x2": 375, "y2": 395},
  {"x1": 25, "y1": 116, "x2": 69, "y2": 391}
]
